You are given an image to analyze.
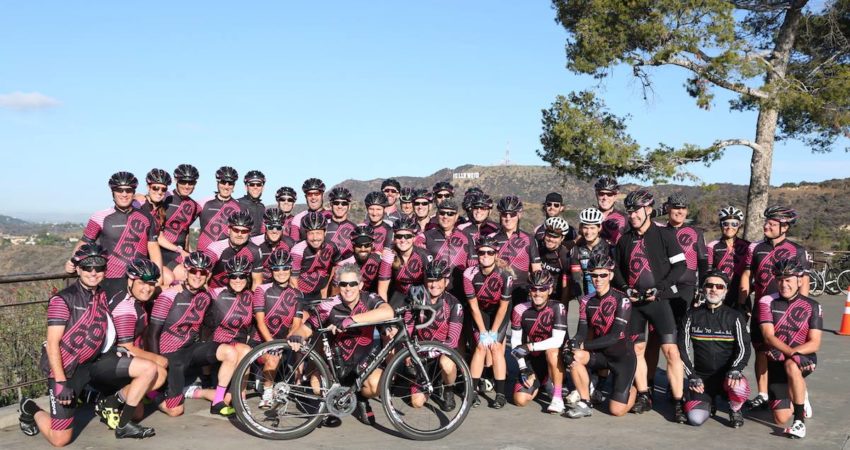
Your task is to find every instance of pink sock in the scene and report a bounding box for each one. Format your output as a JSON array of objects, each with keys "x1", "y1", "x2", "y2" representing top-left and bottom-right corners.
[
  {"x1": 553, "y1": 386, "x2": 563, "y2": 399},
  {"x1": 213, "y1": 385, "x2": 227, "y2": 404}
]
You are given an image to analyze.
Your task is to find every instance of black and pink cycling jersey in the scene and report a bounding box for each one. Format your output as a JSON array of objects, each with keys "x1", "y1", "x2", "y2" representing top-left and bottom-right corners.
[
  {"x1": 540, "y1": 244, "x2": 571, "y2": 299},
  {"x1": 200, "y1": 239, "x2": 264, "y2": 289},
  {"x1": 159, "y1": 191, "x2": 200, "y2": 258},
  {"x1": 487, "y1": 229, "x2": 541, "y2": 288},
  {"x1": 326, "y1": 218, "x2": 357, "y2": 259},
  {"x1": 110, "y1": 293, "x2": 147, "y2": 348},
  {"x1": 419, "y1": 227, "x2": 472, "y2": 280},
  {"x1": 511, "y1": 300, "x2": 568, "y2": 349},
  {"x1": 334, "y1": 252, "x2": 383, "y2": 292},
  {"x1": 82, "y1": 206, "x2": 158, "y2": 279},
  {"x1": 601, "y1": 209, "x2": 628, "y2": 245},
  {"x1": 757, "y1": 293, "x2": 822, "y2": 361},
  {"x1": 197, "y1": 195, "x2": 245, "y2": 252},
  {"x1": 308, "y1": 292, "x2": 386, "y2": 364},
  {"x1": 576, "y1": 288, "x2": 632, "y2": 356},
  {"x1": 288, "y1": 209, "x2": 332, "y2": 241},
  {"x1": 378, "y1": 246, "x2": 432, "y2": 295},
  {"x1": 659, "y1": 222, "x2": 708, "y2": 287},
  {"x1": 237, "y1": 195, "x2": 266, "y2": 236},
  {"x1": 403, "y1": 292, "x2": 463, "y2": 349},
  {"x1": 707, "y1": 237, "x2": 750, "y2": 286},
  {"x1": 291, "y1": 241, "x2": 340, "y2": 297},
  {"x1": 251, "y1": 283, "x2": 303, "y2": 341},
  {"x1": 462, "y1": 266, "x2": 513, "y2": 314},
  {"x1": 362, "y1": 220, "x2": 394, "y2": 253},
  {"x1": 205, "y1": 287, "x2": 254, "y2": 344},
  {"x1": 745, "y1": 238, "x2": 810, "y2": 299},
  {"x1": 149, "y1": 287, "x2": 212, "y2": 354}
]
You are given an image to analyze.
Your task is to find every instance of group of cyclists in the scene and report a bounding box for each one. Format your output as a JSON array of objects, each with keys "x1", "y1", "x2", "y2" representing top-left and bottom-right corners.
[{"x1": 17, "y1": 164, "x2": 823, "y2": 445}]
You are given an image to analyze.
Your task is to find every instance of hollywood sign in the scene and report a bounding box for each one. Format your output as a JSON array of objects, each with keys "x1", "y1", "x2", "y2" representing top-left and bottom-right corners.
[{"x1": 452, "y1": 172, "x2": 480, "y2": 180}]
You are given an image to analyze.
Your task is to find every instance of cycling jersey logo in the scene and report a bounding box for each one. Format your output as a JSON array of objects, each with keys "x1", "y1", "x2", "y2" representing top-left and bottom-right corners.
[
  {"x1": 628, "y1": 241, "x2": 651, "y2": 288},
  {"x1": 591, "y1": 296, "x2": 616, "y2": 336},
  {"x1": 774, "y1": 301, "x2": 812, "y2": 349},
  {"x1": 528, "y1": 307, "x2": 554, "y2": 343}
]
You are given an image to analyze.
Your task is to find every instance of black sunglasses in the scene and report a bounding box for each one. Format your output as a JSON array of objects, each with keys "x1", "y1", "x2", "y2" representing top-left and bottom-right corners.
[
  {"x1": 266, "y1": 225, "x2": 283, "y2": 231},
  {"x1": 589, "y1": 273, "x2": 610, "y2": 279},
  {"x1": 704, "y1": 282, "x2": 727, "y2": 290},
  {"x1": 331, "y1": 200, "x2": 350, "y2": 206},
  {"x1": 247, "y1": 182, "x2": 264, "y2": 187},
  {"x1": 228, "y1": 274, "x2": 249, "y2": 280},
  {"x1": 218, "y1": 180, "x2": 235, "y2": 186},
  {"x1": 438, "y1": 211, "x2": 457, "y2": 217},
  {"x1": 435, "y1": 193, "x2": 452, "y2": 199},
  {"x1": 112, "y1": 187, "x2": 135, "y2": 194},
  {"x1": 394, "y1": 233, "x2": 415, "y2": 240},
  {"x1": 177, "y1": 180, "x2": 197, "y2": 186},
  {"x1": 545, "y1": 202, "x2": 561, "y2": 208},
  {"x1": 477, "y1": 249, "x2": 497, "y2": 256},
  {"x1": 501, "y1": 212, "x2": 518, "y2": 218},
  {"x1": 383, "y1": 188, "x2": 399, "y2": 194},
  {"x1": 79, "y1": 265, "x2": 107, "y2": 273},
  {"x1": 338, "y1": 281, "x2": 359, "y2": 288},
  {"x1": 414, "y1": 201, "x2": 430, "y2": 207},
  {"x1": 278, "y1": 197, "x2": 295, "y2": 202},
  {"x1": 150, "y1": 185, "x2": 168, "y2": 193}
]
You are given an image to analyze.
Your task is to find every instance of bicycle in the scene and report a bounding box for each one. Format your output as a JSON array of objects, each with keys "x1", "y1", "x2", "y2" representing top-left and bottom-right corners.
[
  {"x1": 808, "y1": 255, "x2": 841, "y2": 296},
  {"x1": 229, "y1": 298, "x2": 473, "y2": 440}
]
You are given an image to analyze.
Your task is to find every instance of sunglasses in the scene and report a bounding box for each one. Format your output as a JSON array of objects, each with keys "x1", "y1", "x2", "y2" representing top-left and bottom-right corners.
[
  {"x1": 150, "y1": 185, "x2": 168, "y2": 193},
  {"x1": 218, "y1": 180, "x2": 235, "y2": 186},
  {"x1": 271, "y1": 266, "x2": 292, "y2": 271},
  {"x1": 112, "y1": 187, "x2": 135, "y2": 194},
  {"x1": 247, "y1": 182, "x2": 264, "y2": 187},
  {"x1": 704, "y1": 282, "x2": 727, "y2": 290},
  {"x1": 79, "y1": 265, "x2": 107, "y2": 273},
  {"x1": 177, "y1": 180, "x2": 197, "y2": 186},
  {"x1": 414, "y1": 201, "x2": 431, "y2": 207},
  {"x1": 394, "y1": 233, "x2": 415, "y2": 240},
  {"x1": 545, "y1": 232, "x2": 563, "y2": 239},
  {"x1": 278, "y1": 197, "x2": 295, "y2": 203},
  {"x1": 477, "y1": 249, "x2": 497, "y2": 256},
  {"x1": 305, "y1": 191, "x2": 322, "y2": 197},
  {"x1": 721, "y1": 220, "x2": 741, "y2": 228},
  {"x1": 230, "y1": 227, "x2": 250, "y2": 235},
  {"x1": 545, "y1": 202, "x2": 561, "y2": 208},
  {"x1": 529, "y1": 286, "x2": 550, "y2": 292},
  {"x1": 597, "y1": 192, "x2": 616, "y2": 197},
  {"x1": 338, "y1": 281, "x2": 359, "y2": 288},
  {"x1": 438, "y1": 210, "x2": 457, "y2": 217},
  {"x1": 354, "y1": 242, "x2": 373, "y2": 249},
  {"x1": 471, "y1": 206, "x2": 490, "y2": 210},
  {"x1": 188, "y1": 268, "x2": 210, "y2": 276},
  {"x1": 266, "y1": 225, "x2": 283, "y2": 231},
  {"x1": 435, "y1": 193, "x2": 452, "y2": 199},
  {"x1": 589, "y1": 273, "x2": 610, "y2": 279},
  {"x1": 331, "y1": 200, "x2": 350, "y2": 206},
  {"x1": 228, "y1": 274, "x2": 248, "y2": 280},
  {"x1": 383, "y1": 188, "x2": 399, "y2": 194},
  {"x1": 501, "y1": 212, "x2": 518, "y2": 218}
]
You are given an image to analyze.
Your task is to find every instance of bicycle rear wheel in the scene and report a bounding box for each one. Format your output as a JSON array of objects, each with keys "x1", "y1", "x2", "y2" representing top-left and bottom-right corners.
[
  {"x1": 379, "y1": 341, "x2": 473, "y2": 440},
  {"x1": 230, "y1": 340, "x2": 331, "y2": 440},
  {"x1": 824, "y1": 268, "x2": 841, "y2": 295},
  {"x1": 808, "y1": 270, "x2": 825, "y2": 297}
]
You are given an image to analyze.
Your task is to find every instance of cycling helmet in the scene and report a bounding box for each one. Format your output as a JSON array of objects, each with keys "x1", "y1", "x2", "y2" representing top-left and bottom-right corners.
[
  {"x1": 399, "y1": 187, "x2": 415, "y2": 203},
  {"x1": 126, "y1": 257, "x2": 161, "y2": 282},
  {"x1": 703, "y1": 269, "x2": 730, "y2": 286},
  {"x1": 275, "y1": 186, "x2": 297, "y2": 201},
  {"x1": 381, "y1": 178, "x2": 401, "y2": 191},
  {"x1": 215, "y1": 166, "x2": 239, "y2": 183},
  {"x1": 301, "y1": 211, "x2": 328, "y2": 231},
  {"x1": 71, "y1": 243, "x2": 108, "y2": 266},
  {"x1": 364, "y1": 191, "x2": 388, "y2": 207},
  {"x1": 579, "y1": 207, "x2": 604, "y2": 225},
  {"x1": 244, "y1": 170, "x2": 266, "y2": 183},
  {"x1": 227, "y1": 211, "x2": 255, "y2": 229},
  {"x1": 465, "y1": 187, "x2": 484, "y2": 197},
  {"x1": 497, "y1": 195, "x2": 523, "y2": 213},
  {"x1": 764, "y1": 205, "x2": 798, "y2": 225},
  {"x1": 350, "y1": 225, "x2": 376, "y2": 244},
  {"x1": 263, "y1": 207, "x2": 285, "y2": 227},
  {"x1": 718, "y1": 206, "x2": 744, "y2": 222},
  {"x1": 173, "y1": 164, "x2": 199, "y2": 182},
  {"x1": 225, "y1": 255, "x2": 252, "y2": 276},
  {"x1": 528, "y1": 270, "x2": 554, "y2": 289},
  {"x1": 392, "y1": 215, "x2": 419, "y2": 233},
  {"x1": 771, "y1": 258, "x2": 805, "y2": 277},
  {"x1": 328, "y1": 186, "x2": 353, "y2": 202},
  {"x1": 184, "y1": 251, "x2": 212, "y2": 270},
  {"x1": 665, "y1": 193, "x2": 689, "y2": 209},
  {"x1": 438, "y1": 199, "x2": 459, "y2": 211},
  {"x1": 432, "y1": 181, "x2": 454, "y2": 195},
  {"x1": 594, "y1": 176, "x2": 620, "y2": 192},
  {"x1": 302, "y1": 178, "x2": 326, "y2": 193},
  {"x1": 586, "y1": 253, "x2": 616, "y2": 271},
  {"x1": 407, "y1": 285, "x2": 431, "y2": 306},
  {"x1": 475, "y1": 235, "x2": 501, "y2": 250},
  {"x1": 424, "y1": 260, "x2": 451, "y2": 280},
  {"x1": 623, "y1": 190, "x2": 655, "y2": 211},
  {"x1": 108, "y1": 171, "x2": 138, "y2": 190},
  {"x1": 544, "y1": 216, "x2": 570, "y2": 236},
  {"x1": 146, "y1": 168, "x2": 172, "y2": 186},
  {"x1": 462, "y1": 193, "x2": 480, "y2": 211},
  {"x1": 476, "y1": 194, "x2": 494, "y2": 209},
  {"x1": 268, "y1": 248, "x2": 293, "y2": 270}
]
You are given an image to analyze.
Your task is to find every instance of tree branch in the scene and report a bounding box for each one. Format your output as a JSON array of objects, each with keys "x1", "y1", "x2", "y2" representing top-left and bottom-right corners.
[
  {"x1": 730, "y1": 1, "x2": 799, "y2": 12},
  {"x1": 664, "y1": 57, "x2": 770, "y2": 98},
  {"x1": 712, "y1": 138, "x2": 764, "y2": 152}
]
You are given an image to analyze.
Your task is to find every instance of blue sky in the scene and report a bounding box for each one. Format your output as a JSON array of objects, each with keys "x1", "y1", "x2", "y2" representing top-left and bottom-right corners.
[{"x1": 1, "y1": 1, "x2": 847, "y2": 222}]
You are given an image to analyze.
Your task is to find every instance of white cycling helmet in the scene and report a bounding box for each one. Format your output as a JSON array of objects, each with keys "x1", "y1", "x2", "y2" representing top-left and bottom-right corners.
[
  {"x1": 544, "y1": 216, "x2": 570, "y2": 236},
  {"x1": 579, "y1": 207, "x2": 604, "y2": 225},
  {"x1": 718, "y1": 206, "x2": 744, "y2": 222}
]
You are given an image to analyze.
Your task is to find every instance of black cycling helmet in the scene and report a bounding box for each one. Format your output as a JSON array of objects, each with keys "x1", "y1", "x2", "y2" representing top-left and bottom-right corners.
[
  {"x1": 126, "y1": 257, "x2": 161, "y2": 282},
  {"x1": 412, "y1": 188, "x2": 432, "y2": 202},
  {"x1": 528, "y1": 270, "x2": 554, "y2": 288},
  {"x1": 771, "y1": 258, "x2": 805, "y2": 277},
  {"x1": 146, "y1": 168, "x2": 172, "y2": 186},
  {"x1": 424, "y1": 260, "x2": 450, "y2": 280},
  {"x1": 244, "y1": 170, "x2": 266, "y2": 184},
  {"x1": 263, "y1": 207, "x2": 285, "y2": 227},
  {"x1": 665, "y1": 193, "x2": 689, "y2": 209},
  {"x1": 108, "y1": 171, "x2": 138, "y2": 190},
  {"x1": 225, "y1": 255, "x2": 252, "y2": 276},
  {"x1": 465, "y1": 187, "x2": 484, "y2": 197},
  {"x1": 594, "y1": 176, "x2": 620, "y2": 192},
  {"x1": 350, "y1": 224, "x2": 376, "y2": 245},
  {"x1": 227, "y1": 210, "x2": 255, "y2": 229},
  {"x1": 302, "y1": 178, "x2": 326, "y2": 193},
  {"x1": 764, "y1": 205, "x2": 798, "y2": 225},
  {"x1": 381, "y1": 178, "x2": 401, "y2": 191},
  {"x1": 268, "y1": 248, "x2": 293, "y2": 270},
  {"x1": 392, "y1": 215, "x2": 419, "y2": 233},
  {"x1": 703, "y1": 269, "x2": 730, "y2": 286},
  {"x1": 497, "y1": 195, "x2": 523, "y2": 213},
  {"x1": 302, "y1": 211, "x2": 328, "y2": 231},
  {"x1": 275, "y1": 186, "x2": 297, "y2": 201},
  {"x1": 407, "y1": 284, "x2": 431, "y2": 306},
  {"x1": 462, "y1": 193, "x2": 478, "y2": 211},
  {"x1": 475, "y1": 235, "x2": 501, "y2": 251},
  {"x1": 432, "y1": 181, "x2": 454, "y2": 195},
  {"x1": 586, "y1": 253, "x2": 616, "y2": 271},
  {"x1": 328, "y1": 186, "x2": 352, "y2": 202},
  {"x1": 173, "y1": 164, "x2": 199, "y2": 182},
  {"x1": 184, "y1": 251, "x2": 212, "y2": 270},
  {"x1": 72, "y1": 243, "x2": 108, "y2": 266},
  {"x1": 438, "y1": 199, "x2": 459, "y2": 211},
  {"x1": 364, "y1": 191, "x2": 388, "y2": 207},
  {"x1": 399, "y1": 187, "x2": 415, "y2": 203},
  {"x1": 215, "y1": 166, "x2": 239, "y2": 183},
  {"x1": 623, "y1": 190, "x2": 655, "y2": 211}
]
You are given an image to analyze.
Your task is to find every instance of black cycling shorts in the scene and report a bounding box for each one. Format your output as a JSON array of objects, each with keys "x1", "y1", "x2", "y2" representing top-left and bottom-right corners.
[
  {"x1": 162, "y1": 341, "x2": 222, "y2": 406},
  {"x1": 587, "y1": 350, "x2": 637, "y2": 404},
  {"x1": 628, "y1": 299, "x2": 677, "y2": 344},
  {"x1": 472, "y1": 306, "x2": 509, "y2": 345},
  {"x1": 513, "y1": 354, "x2": 548, "y2": 396},
  {"x1": 767, "y1": 354, "x2": 816, "y2": 411}
]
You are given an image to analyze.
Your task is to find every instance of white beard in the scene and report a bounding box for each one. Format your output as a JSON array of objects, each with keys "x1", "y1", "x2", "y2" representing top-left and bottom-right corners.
[{"x1": 705, "y1": 290, "x2": 725, "y2": 305}]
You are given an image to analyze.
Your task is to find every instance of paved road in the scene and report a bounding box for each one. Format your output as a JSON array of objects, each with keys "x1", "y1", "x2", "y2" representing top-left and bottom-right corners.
[{"x1": 3, "y1": 293, "x2": 850, "y2": 449}]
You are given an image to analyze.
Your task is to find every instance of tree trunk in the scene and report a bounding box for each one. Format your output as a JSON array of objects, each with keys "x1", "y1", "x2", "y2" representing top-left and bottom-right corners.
[{"x1": 742, "y1": 3, "x2": 806, "y2": 242}]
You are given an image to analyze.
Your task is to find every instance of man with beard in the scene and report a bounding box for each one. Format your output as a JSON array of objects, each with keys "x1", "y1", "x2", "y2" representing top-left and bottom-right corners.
[{"x1": 333, "y1": 225, "x2": 384, "y2": 294}]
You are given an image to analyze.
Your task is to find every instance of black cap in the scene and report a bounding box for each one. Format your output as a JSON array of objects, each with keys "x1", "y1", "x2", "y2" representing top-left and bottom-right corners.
[{"x1": 545, "y1": 192, "x2": 563, "y2": 204}]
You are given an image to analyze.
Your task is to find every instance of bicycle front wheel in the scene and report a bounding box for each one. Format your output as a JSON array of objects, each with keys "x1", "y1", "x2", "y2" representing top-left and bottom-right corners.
[
  {"x1": 230, "y1": 340, "x2": 331, "y2": 440},
  {"x1": 837, "y1": 270, "x2": 850, "y2": 292},
  {"x1": 379, "y1": 341, "x2": 473, "y2": 441}
]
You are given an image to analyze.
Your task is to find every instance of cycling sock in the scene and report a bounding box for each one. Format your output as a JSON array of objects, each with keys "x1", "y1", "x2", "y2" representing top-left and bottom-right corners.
[
  {"x1": 118, "y1": 403, "x2": 137, "y2": 428},
  {"x1": 494, "y1": 379, "x2": 506, "y2": 396},
  {"x1": 21, "y1": 399, "x2": 41, "y2": 416},
  {"x1": 472, "y1": 378, "x2": 480, "y2": 390},
  {"x1": 483, "y1": 367, "x2": 493, "y2": 380},
  {"x1": 116, "y1": 390, "x2": 127, "y2": 404},
  {"x1": 104, "y1": 394, "x2": 122, "y2": 410},
  {"x1": 553, "y1": 386, "x2": 563, "y2": 399},
  {"x1": 793, "y1": 403, "x2": 805, "y2": 422},
  {"x1": 213, "y1": 385, "x2": 227, "y2": 404}
]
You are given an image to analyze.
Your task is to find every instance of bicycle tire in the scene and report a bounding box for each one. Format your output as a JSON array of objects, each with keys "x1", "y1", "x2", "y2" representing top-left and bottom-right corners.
[
  {"x1": 837, "y1": 270, "x2": 850, "y2": 293},
  {"x1": 808, "y1": 270, "x2": 825, "y2": 297},
  {"x1": 379, "y1": 341, "x2": 473, "y2": 441},
  {"x1": 230, "y1": 340, "x2": 331, "y2": 440},
  {"x1": 824, "y1": 268, "x2": 841, "y2": 295}
]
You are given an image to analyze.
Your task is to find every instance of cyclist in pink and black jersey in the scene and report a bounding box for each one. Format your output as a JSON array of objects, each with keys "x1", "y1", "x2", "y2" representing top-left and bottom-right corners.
[
  {"x1": 378, "y1": 216, "x2": 433, "y2": 307},
  {"x1": 274, "y1": 186, "x2": 297, "y2": 235},
  {"x1": 134, "y1": 168, "x2": 172, "y2": 236},
  {"x1": 333, "y1": 225, "x2": 383, "y2": 294},
  {"x1": 533, "y1": 192, "x2": 577, "y2": 244},
  {"x1": 158, "y1": 164, "x2": 200, "y2": 277},
  {"x1": 237, "y1": 170, "x2": 267, "y2": 237},
  {"x1": 419, "y1": 200, "x2": 472, "y2": 296},
  {"x1": 290, "y1": 211, "x2": 341, "y2": 299},
  {"x1": 381, "y1": 178, "x2": 402, "y2": 222},
  {"x1": 398, "y1": 187, "x2": 415, "y2": 218},
  {"x1": 197, "y1": 166, "x2": 245, "y2": 252},
  {"x1": 289, "y1": 178, "x2": 332, "y2": 241},
  {"x1": 707, "y1": 206, "x2": 750, "y2": 308},
  {"x1": 252, "y1": 208, "x2": 296, "y2": 283},
  {"x1": 538, "y1": 217, "x2": 573, "y2": 310},
  {"x1": 204, "y1": 256, "x2": 254, "y2": 359},
  {"x1": 362, "y1": 191, "x2": 394, "y2": 253},
  {"x1": 487, "y1": 195, "x2": 542, "y2": 303},
  {"x1": 325, "y1": 186, "x2": 357, "y2": 259},
  {"x1": 411, "y1": 189, "x2": 433, "y2": 233},
  {"x1": 594, "y1": 177, "x2": 629, "y2": 246}
]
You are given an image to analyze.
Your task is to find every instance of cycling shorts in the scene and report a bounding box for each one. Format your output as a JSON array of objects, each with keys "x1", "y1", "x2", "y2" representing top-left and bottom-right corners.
[
  {"x1": 628, "y1": 299, "x2": 677, "y2": 344},
  {"x1": 587, "y1": 350, "x2": 637, "y2": 404}
]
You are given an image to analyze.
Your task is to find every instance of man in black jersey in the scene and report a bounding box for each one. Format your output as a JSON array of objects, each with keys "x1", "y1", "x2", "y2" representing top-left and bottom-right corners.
[{"x1": 238, "y1": 170, "x2": 266, "y2": 236}]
